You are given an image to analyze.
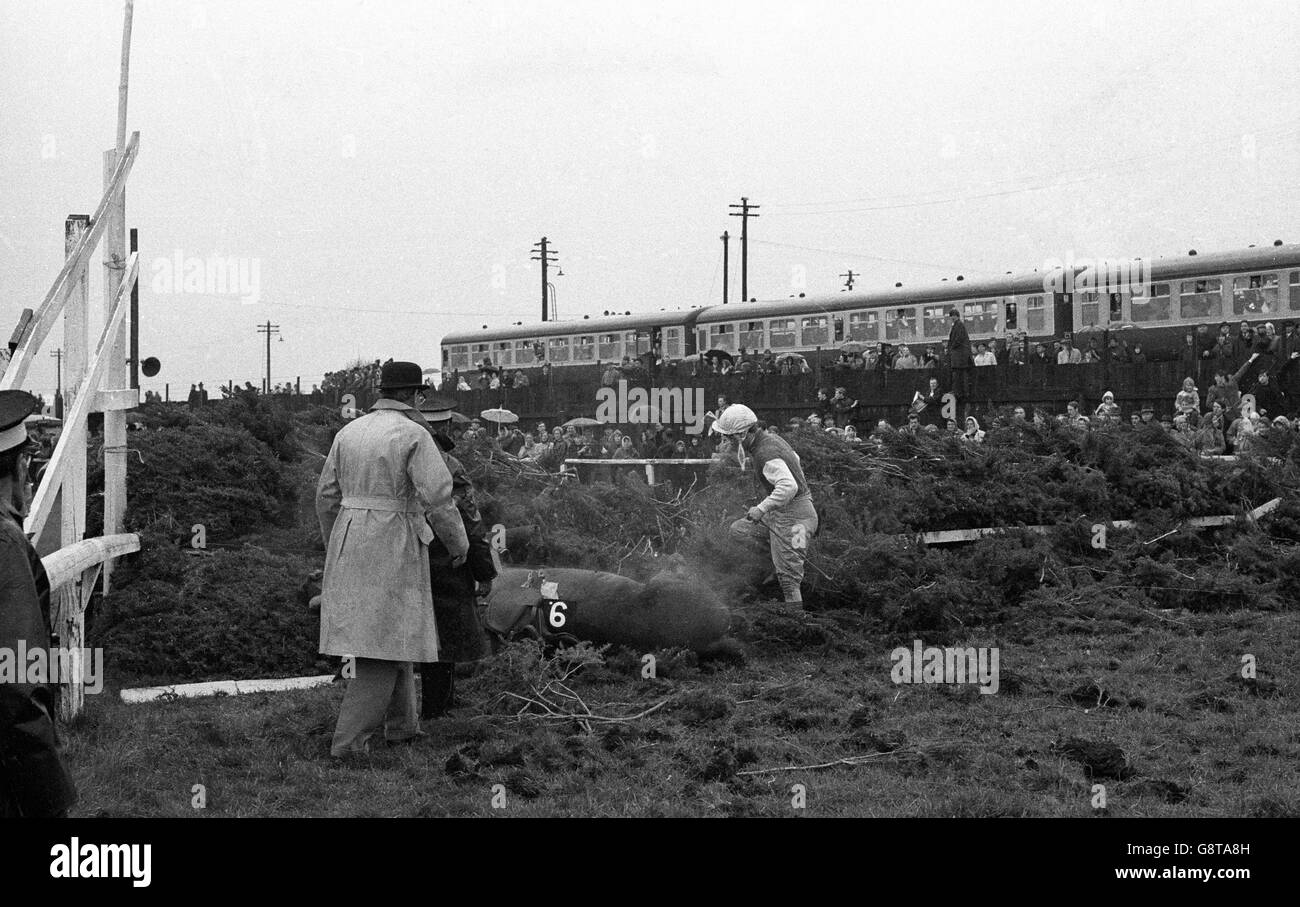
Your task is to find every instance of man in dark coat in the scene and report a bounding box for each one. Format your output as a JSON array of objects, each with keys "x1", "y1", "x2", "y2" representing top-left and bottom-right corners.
[
  {"x1": 946, "y1": 309, "x2": 973, "y2": 401},
  {"x1": 418, "y1": 398, "x2": 497, "y2": 718},
  {"x1": 0, "y1": 390, "x2": 77, "y2": 817}
]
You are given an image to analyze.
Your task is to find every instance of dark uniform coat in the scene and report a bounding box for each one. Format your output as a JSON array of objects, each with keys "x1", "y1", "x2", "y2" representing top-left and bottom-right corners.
[
  {"x1": 0, "y1": 500, "x2": 77, "y2": 817},
  {"x1": 427, "y1": 437, "x2": 497, "y2": 662}
]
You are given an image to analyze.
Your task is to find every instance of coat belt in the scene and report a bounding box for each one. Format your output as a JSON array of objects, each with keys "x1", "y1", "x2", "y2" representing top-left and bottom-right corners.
[{"x1": 341, "y1": 495, "x2": 423, "y2": 513}]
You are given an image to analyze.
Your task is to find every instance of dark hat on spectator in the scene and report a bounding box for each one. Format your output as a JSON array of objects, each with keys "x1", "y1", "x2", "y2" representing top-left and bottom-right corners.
[
  {"x1": 1140, "y1": 405, "x2": 1154, "y2": 414},
  {"x1": 0, "y1": 390, "x2": 40, "y2": 455},
  {"x1": 379, "y1": 360, "x2": 425, "y2": 390},
  {"x1": 417, "y1": 395, "x2": 457, "y2": 423}
]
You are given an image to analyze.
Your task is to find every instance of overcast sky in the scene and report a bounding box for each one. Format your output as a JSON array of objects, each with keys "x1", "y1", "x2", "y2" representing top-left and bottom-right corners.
[{"x1": 4, "y1": 0, "x2": 1300, "y2": 399}]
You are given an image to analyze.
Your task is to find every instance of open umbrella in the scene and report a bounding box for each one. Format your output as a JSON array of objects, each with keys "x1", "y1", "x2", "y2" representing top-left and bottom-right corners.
[
  {"x1": 839, "y1": 341, "x2": 869, "y2": 354},
  {"x1": 448, "y1": 411, "x2": 471, "y2": 424},
  {"x1": 480, "y1": 407, "x2": 519, "y2": 424},
  {"x1": 704, "y1": 348, "x2": 735, "y2": 362},
  {"x1": 562, "y1": 417, "x2": 603, "y2": 429},
  {"x1": 775, "y1": 352, "x2": 807, "y2": 363}
]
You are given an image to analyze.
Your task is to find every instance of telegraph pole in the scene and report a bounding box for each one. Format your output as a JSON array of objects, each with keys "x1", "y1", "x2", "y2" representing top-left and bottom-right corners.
[
  {"x1": 721, "y1": 231, "x2": 730, "y2": 304},
  {"x1": 256, "y1": 321, "x2": 280, "y2": 393},
  {"x1": 839, "y1": 269, "x2": 858, "y2": 291},
  {"x1": 50, "y1": 349, "x2": 63, "y2": 418},
  {"x1": 531, "y1": 237, "x2": 559, "y2": 321},
  {"x1": 728, "y1": 197, "x2": 759, "y2": 301}
]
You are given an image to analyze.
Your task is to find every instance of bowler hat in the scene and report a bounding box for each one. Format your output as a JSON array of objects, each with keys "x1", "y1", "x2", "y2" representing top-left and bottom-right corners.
[{"x1": 379, "y1": 361, "x2": 425, "y2": 390}]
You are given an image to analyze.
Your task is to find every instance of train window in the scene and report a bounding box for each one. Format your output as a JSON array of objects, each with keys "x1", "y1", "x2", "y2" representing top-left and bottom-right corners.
[
  {"x1": 1232, "y1": 274, "x2": 1277, "y2": 314},
  {"x1": 1005, "y1": 301, "x2": 1018, "y2": 331},
  {"x1": 740, "y1": 320, "x2": 765, "y2": 351},
  {"x1": 1109, "y1": 293, "x2": 1123, "y2": 320},
  {"x1": 769, "y1": 318, "x2": 796, "y2": 347},
  {"x1": 514, "y1": 340, "x2": 535, "y2": 365},
  {"x1": 923, "y1": 306, "x2": 949, "y2": 337},
  {"x1": 573, "y1": 335, "x2": 595, "y2": 361},
  {"x1": 598, "y1": 333, "x2": 621, "y2": 361},
  {"x1": 884, "y1": 307, "x2": 918, "y2": 341},
  {"x1": 1078, "y1": 292, "x2": 1102, "y2": 328},
  {"x1": 1132, "y1": 283, "x2": 1171, "y2": 322},
  {"x1": 962, "y1": 300, "x2": 997, "y2": 334},
  {"x1": 800, "y1": 316, "x2": 829, "y2": 347},
  {"x1": 1025, "y1": 296, "x2": 1045, "y2": 333},
  {"x1": 449, "y1": 345, "x2": 470, "y2": 370},
  {"x1": 1290, "y1": 272, "x2": 1300, "y2": 311},
  {"x1": 707, "y1": 323, "x2": 735, "y2": 351},
  {"x1": 548, "y1": 337, "x2": 570, "y2": 362},
  {"x1": 493, "y1": 341, "x2": 513, "y2": 366},
  {"x1": 1178, "y1": 279, "x2": 1222, "y2": 318},
  {"x1": 664, "y1": 327, "x2": 682, "y2": 358},
  {"x1": 626, "y1": 331, "x2": 652, "y2": 355},
  {"x1": 707, "y1": 320, "x2": 738, "y2": 350},
  {"x1": 847, "y1": 311, "x2": 878, "y2": 341},
  {"x1": 472, "y1": 343, "x2": 491, "y2": 367}
]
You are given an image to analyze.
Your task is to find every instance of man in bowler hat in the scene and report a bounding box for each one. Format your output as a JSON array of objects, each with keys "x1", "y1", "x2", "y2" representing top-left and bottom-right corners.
[{"x1": 316, "y1": 361, "x2": 469, "y2": 757}]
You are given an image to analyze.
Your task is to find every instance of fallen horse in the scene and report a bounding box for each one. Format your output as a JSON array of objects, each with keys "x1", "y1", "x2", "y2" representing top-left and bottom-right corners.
[
  {"x1": 304, "y1": 563, "x2": 738, "y2": 657},
  {"x1": 485, "y1": 564, "x2": 736, "y2": 657}
]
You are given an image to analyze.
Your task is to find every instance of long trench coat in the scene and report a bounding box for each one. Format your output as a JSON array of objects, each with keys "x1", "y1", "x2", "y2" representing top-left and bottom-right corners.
[{"x1": 316, "y1": 400, "x2": 469, "y2": 663}]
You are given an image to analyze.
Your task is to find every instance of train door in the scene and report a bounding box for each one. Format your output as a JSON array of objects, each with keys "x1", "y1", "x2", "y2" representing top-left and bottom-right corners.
[
  {"x1": 1053, "y1": 293, "x2": 1073, "y2": 337},
  {"x1": 833, "y1": 315, "x2": 845, "y2": 343}
]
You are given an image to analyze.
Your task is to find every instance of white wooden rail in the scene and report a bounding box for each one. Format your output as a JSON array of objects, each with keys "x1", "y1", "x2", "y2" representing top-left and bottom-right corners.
[
  {"x1": 916, "y1": 497, "x2": 1282, "y2": 545},
  {"x1": 564, "y1": 457, "x2": 718, "y2": 485}
]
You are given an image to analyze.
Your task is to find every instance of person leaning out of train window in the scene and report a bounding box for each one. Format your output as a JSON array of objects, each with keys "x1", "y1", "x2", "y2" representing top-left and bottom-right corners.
[
  {"x1": 894, "y1": 345, "x2": 920, "y2": 369},
  {"x1": 973, "y1": 343, "x2": 997, "y2": 366}
]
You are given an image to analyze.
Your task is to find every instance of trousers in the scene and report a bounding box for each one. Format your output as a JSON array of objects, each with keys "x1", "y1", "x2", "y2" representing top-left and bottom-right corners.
[
  {"x1": 330, "y1": 658, "x2": 419, "y2": 757},
  {"x1": 729, "y1": 493, "x2": 819, "y2": 602}
]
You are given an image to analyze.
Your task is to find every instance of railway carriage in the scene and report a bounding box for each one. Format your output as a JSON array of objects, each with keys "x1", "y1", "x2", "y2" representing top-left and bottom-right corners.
[{"x1": 440, "y1": 242, "x2": 1300, "y2": 374}]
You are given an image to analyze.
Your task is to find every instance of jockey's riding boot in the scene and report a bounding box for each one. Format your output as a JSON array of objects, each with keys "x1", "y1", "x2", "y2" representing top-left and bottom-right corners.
[{"x1": 421, "y1": 662, "x2": 455, "y2": 719}]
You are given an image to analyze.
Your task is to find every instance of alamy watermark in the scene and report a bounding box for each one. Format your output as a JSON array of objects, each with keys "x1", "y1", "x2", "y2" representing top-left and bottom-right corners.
[
  {"x1": 0, "y1": 643, "x2": 104, "y2": 694},
  {"x1": 594, "y1": 379, "x2": 706, "y2": 435},
  {"x1": 1041, "y1": 252, "x2": 1152, "y2": 298},
  {"x1": 890, "y1": 639, "x2": 999, "y2": 694},
  {"x1": 151, "y1": 249, "x2": 261, "y2": 304}
]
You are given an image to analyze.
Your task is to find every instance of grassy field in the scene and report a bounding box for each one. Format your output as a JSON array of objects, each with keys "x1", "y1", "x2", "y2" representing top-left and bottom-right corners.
[{"x1": 64, "y1": 599, "x2": 1300, "y2": 818}]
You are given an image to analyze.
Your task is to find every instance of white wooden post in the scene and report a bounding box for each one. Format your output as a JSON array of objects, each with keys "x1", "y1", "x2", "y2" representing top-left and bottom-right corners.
[
  {"x1": 101, "y1": 148, "x2": 130, "y2": 594},
  {"x1": 53, "y1": 217, "x2": 90, "y2": 719}
]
